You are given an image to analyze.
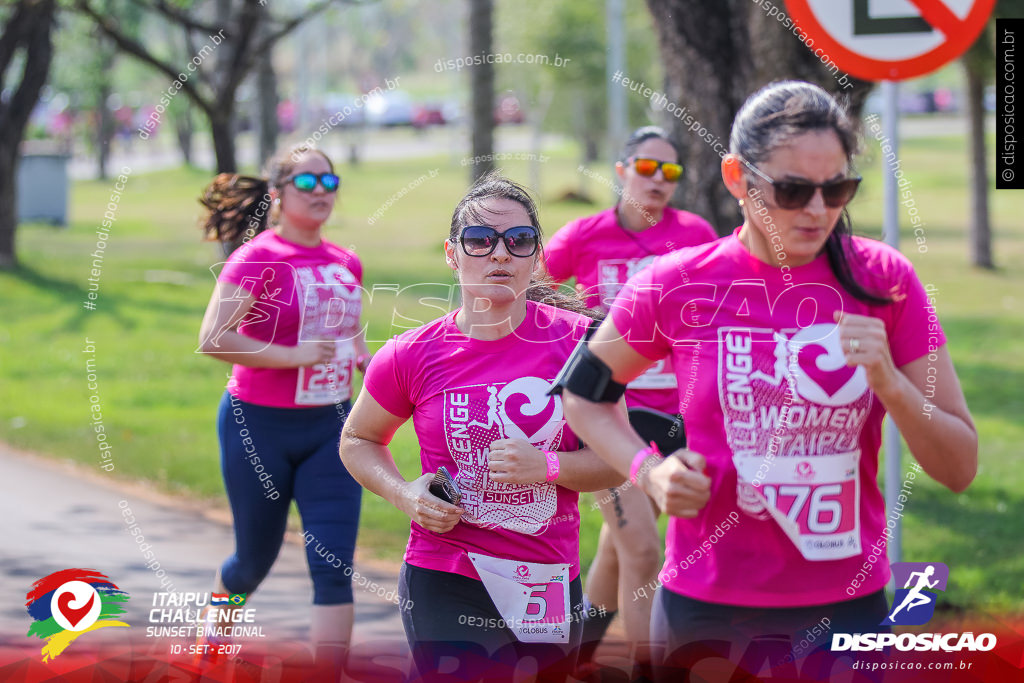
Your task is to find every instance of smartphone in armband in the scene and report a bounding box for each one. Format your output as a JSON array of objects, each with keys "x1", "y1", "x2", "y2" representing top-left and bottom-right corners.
[{"x1": 428, "y1": 466, "x2": 462, "y2": 506}]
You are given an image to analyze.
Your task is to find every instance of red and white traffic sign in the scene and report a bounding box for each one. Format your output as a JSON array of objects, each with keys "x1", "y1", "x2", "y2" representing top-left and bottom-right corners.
[{"x1": 786, "y1": 0, "x2": 996, "y2": 81}]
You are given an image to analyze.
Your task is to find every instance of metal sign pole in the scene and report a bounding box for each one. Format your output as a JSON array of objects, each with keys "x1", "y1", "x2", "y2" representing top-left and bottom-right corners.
[
  {"x1": 881, "y1": 79, "x2": 903, "y2": 566},
  {"x1": 606, "y1": 0, "x2": 627, "y2": 200}
]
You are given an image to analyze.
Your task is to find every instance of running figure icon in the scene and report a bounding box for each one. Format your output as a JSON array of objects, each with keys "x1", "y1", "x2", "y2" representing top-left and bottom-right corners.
[{"x1": 886, "y1": 565, "x2": 939, "y2": 622}]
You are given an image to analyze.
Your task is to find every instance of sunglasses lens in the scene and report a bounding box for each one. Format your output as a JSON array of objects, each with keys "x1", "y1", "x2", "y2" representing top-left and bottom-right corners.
[
  {"x1": 773, "y1": 182, "x2": 817, "y2": 210},
  {"x1": 660, "y1": 162, "x2": 683, "y2": 182},
  {"x1": 461, "y1": 227, "x2": 496, "y2": 255},
  {"x1": 822, "y1": 178, "x2": 860, "y2": 208},
  {"x1": 504, "y1": 227, "x2": 538, "y2": 256},
  {"x1": 292, "y1": 173, "x2": 317, "y2": 192},
  {"x1": 633, "y1": 159, "x2": 659, "y2": 177},
  {"x1": 321, "y1": 173, "x2": 340, "y2": 192}
]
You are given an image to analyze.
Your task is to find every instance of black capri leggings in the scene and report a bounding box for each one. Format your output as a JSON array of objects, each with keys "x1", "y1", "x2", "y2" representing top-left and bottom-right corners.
[
  {"x1": 651, "y1": 587, "x2": 889, "y2": 681},
  {"x1": 399, "y1": 563, "x2": 584, "y2": 682}
]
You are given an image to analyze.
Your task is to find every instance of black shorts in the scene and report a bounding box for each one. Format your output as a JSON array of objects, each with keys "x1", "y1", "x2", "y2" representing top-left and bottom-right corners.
[
  {"x1": 398, "y1": 562, "x2": 583, "y2": 681},
  {"x1": 651, "y1": 587, "x2": 889, "y2": 680}
]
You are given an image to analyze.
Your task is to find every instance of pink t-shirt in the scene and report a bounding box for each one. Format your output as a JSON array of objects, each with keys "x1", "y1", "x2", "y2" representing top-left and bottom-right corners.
[
  {"x1": 608, "y1": 228, "x2": 945, "y2": 607},
  {"x1": 216, "y1": 229, "x2": 363, "y2": 408},
  {"x1": 363, "y1": 301, "x2": 594, "y2": 582},
  {"x1": 544, "y1": 206, "x2": 717, "y2": 414}
]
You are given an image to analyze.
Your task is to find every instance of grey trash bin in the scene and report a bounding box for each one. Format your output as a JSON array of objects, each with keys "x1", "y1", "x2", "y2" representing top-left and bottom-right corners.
[{"x1": 17, "y1": 140, "x2": 70, "y2": 226}]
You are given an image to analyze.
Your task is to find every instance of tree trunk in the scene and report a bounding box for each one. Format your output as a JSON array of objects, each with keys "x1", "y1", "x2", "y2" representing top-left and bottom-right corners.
[
  {"x1": 469, "y1": 0, "x2": 495, "y2": 183},
  {"x1": 256, "y1": 6, "x2": 278, "y2": 168},
  {"x1": 96, "y1": 79, "x2": 115, "y2": 180},
  {"x1": 256, "y1": 45, "x2": 278, "y2": 167},
  {"x1": 964, "y1": 57, "x2": 994, "y2": 269},
  {"x1": 0, "y1": 141, "x2": 19, "y2": 269},
  {"x1": 174, "y1": 101, "x2": 194, "y2": 166},
  {"x1": 210, "y1": 112, "x2": 238, "y2": 174},
  {"x1": 0, "y1": 0, "x2": 58, "y2": 268}
]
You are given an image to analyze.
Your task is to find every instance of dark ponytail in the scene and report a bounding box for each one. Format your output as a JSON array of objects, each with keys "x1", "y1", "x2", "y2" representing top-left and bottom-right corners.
[
  {"x1": 198, "y1": 143, "x2": 334, "y2": 249},
  {"x1": 450, "y1": 172, "x2": 603, "y2": 321},
  {"x1": 730, "y1": 81, "x2": 891, "y2": 305},
  {"x1": 198, "y1": 174, "x2": 272, "y2": 244}
]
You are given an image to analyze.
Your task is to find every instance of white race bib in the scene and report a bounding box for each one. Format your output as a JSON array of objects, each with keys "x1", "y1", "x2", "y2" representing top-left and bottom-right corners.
[
  {"x1": 734, "y1": 450, "x2": 861, "y2": 561},
  {"x1": 627, "y1": 357, "x2": 678, "y2": 390},
  {"x1": 295, "y1": 340, "x2": 354, "y2": 405},
  {"x1": 468, "y1": 553, "x2": 570, "y2": 644}
]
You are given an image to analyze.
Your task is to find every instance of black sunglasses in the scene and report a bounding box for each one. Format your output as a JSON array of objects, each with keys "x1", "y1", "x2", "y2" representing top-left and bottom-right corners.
[
  {"x1": 455, "y1": 225, "x2": 539, "y2": 258},
  {"x1": 285, "y1": 172, "x2": 340, "y2": 193},
  {"x1": 741, "y1": 158, "x2": 860, "y2": 210}
]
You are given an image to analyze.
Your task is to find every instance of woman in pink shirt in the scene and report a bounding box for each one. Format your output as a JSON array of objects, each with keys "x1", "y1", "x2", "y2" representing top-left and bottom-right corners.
[
  {"x1": 544, "y1": 127, "x2": 717, "y2": 663},
  {"x1": 196, "y1": 144, "x2": 370, "y2": 664},
  {"x1": 340, "y1": 174, "x2": 624, "y2": 680},
  {"x1": 560, "y1": 82, "x2": 977, "y2": 674}
]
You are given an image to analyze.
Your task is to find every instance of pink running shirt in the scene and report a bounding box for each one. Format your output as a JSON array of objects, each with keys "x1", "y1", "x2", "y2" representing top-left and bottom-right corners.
[
  {"x1": 608, "y1": 228, "x2": 944, "y2": 607},
  {"x1": 363, "y1": 301, "x2": 594, "y2": 582},
  {"x1": 544, "y1": 206, "x2": 717, "y2": 414},
  {"x1": 216, "y1": 229, "x2": 363, "y2": 408}
]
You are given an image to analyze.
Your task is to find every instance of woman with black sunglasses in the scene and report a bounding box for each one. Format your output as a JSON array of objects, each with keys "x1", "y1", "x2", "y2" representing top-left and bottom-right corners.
[
  {"x1": 339, "y1": 173, "x2": 624, "y2": 681},
  {"x1": 560, "y1": 81, "x2": 977, "y2": 675},
  {"x1": 542, "y1": 126, "x2": 717, "y2": 668},
  {"x1": 195, "y1": 144, "x2": 370, "y2": 667}
]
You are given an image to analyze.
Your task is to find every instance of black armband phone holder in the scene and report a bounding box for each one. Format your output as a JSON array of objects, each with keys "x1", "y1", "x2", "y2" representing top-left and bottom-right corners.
[{"x1": 547, "y1": 321, "x2": 627, "y2": 403}]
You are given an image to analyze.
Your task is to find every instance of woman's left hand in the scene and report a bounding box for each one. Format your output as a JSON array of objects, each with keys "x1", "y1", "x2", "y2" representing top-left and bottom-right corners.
[
  {"x1": 356, "y1": 353, "x2": 372, "y2": 373},
  {"x1": 487, "y1": 439, "x2": 547, "y2": 485},
  {"x1": 834, "y1": 311, "x2": 901, "y2": 397}
]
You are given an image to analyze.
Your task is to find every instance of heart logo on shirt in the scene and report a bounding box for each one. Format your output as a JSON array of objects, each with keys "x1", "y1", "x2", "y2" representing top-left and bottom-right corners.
[
  {"x1": 787, "y1": 324, "x2": 868, "y2": 406},
  {"x1": 498, "y1": 377, "x2": 563, "y2": 446},
  {"x1": 797, "y1": 345, "x2": 857, "y2": 398}
]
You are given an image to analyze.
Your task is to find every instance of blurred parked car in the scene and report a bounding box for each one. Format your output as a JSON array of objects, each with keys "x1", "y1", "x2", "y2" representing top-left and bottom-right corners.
[
  {"x1": 412, "y1": 103, "x2": 446, "y2": 128},
  {"x1": 321, "y1": 93, "x2": 367, "y2": 127},
  {"x1": 366, "y1": 90, "x2": 414, "y2": 127}
]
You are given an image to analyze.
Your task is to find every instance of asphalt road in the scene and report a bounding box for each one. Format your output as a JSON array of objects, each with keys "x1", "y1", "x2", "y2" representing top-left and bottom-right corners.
[{"x1": 0, "y1": 443, "x2": 412, "y2": 678}]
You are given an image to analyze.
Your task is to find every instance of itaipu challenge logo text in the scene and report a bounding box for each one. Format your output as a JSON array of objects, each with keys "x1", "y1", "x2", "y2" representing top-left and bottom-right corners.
[{"x1": 25, "y1": 569, "x2": 129, "y2": 661}]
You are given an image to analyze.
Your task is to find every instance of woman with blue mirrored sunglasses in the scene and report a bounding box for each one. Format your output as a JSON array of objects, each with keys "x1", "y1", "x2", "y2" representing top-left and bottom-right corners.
[
  {"x1": 285, "y1": 172, "x2": 341, "y2": 193},
  {"x1": 197, "y1": 144, "x2": 370, "y2": 671}
]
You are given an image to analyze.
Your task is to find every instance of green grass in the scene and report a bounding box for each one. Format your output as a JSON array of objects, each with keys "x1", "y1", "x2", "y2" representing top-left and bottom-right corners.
[{"x1": 2, "y1": 130, "x2": 1022, "y2": 616}]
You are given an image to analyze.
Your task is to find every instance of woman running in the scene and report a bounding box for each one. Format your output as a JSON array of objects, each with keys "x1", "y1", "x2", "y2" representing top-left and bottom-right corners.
[
  {"x1": 340, "y1": 174, "x2": 624, "y2": 681},
  {"x1": 196, "y1": 144, "x2": 370, "y2": 663},
  {"x1": 558, "y1": 81, "x2": 978, "y2": 675},
  {"x1": 543, "y1": 126, "x2": 717, "y2": 660}
]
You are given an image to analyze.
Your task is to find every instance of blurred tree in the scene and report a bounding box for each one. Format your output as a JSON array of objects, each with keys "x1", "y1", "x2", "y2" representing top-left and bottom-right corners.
[
  {"x1": 963, "y1": 24, "x2": 995, "y2": 270},
  {"x1": 961, "y1": 0, "x2": 1023, "y2": 269},
  {"x1": 469, "y1": 0, "x2": 495, "y2": 182},
  {"x1": 502, "y1": 0, "x2": 661, "y2": 196},
  {"x1": 643, "y1": 0, "x2": 873, "y2": 233},
  {"x1": 74, "y1": 0, "x2": 367, "y2": 172},
  {"x1": 0, "y1": 0, "x2": 58, "y2": 268},
  {"x1": 255, "y1": 1, "x2": 277, "y2": 168},
  {"x1": 52, "y1": 1, "x2": 141, "y2": 179}
]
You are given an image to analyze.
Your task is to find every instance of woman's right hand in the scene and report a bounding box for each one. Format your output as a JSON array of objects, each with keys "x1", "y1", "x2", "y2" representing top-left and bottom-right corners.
[
  {"x1": 396, "y1": 474, "x2": 464, "y2": 533},
  {"x1": 290, "y1": 341, "x2": 336, "y2": 367},
  {"x1": 641, "y1": 450, "x2": 711, "y2": 518}
]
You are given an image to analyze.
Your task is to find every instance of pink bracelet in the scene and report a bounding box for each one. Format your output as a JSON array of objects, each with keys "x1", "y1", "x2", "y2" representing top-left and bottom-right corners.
[
  {"x1": 629, "y1": 441, "x2": 661, "y2": 485},
  {"x1": 544, "y1": 451, "x2": 560, "y2": 482}
]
